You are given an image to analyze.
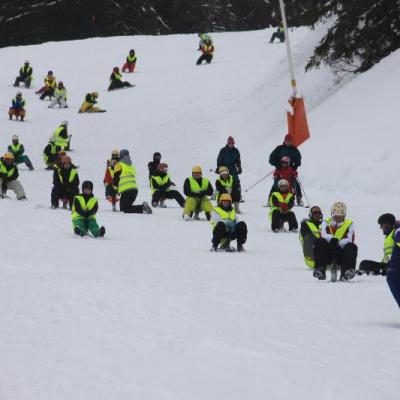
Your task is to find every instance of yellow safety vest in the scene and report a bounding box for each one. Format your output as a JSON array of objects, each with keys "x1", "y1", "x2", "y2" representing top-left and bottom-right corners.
[
  {"x1": 150, "y1": 174, "x2": 171, "y2": 194},
  {"x1": 215, "y1": 176, "x2": 233, "y2": 201},
  {"x1": 211, "y1": 206, "x2": 236, "y2": 230},
  {"x1": 326, "y1": 217, "x2": 353, "y2": 240},
  {"x1": 269, "y1": 192, "x2": 293, "y2": 219},
  {"x1": 58, "y1": 168, "x2": 78, "y2": 184},
  {"x1": 118, "y1": 162, "x2": 138, "y2": 193},
  {"x1": 9, "y1": 143, "x2": 22, "y2": 155},
  {"x1": 188, "y1": 177, "x2": 209, "y2": 194},
  {"x1": 383, "y1": 228, "x2": 395, "y2": 263},
  {"x1": 45, "y1": 76, "x2": 57, "y2": 88},
  {"x1": 127, "y1": 54, "x2": 137, "y2": 63},
  {"x1": 71, "y1": 195, "x2": 98, "y2": 220},
  {"x1": 299, "y1": 220, "x2": 321, "y2": 269},
  {"x1": 111, "y1": 72, "x2": 122, "y2": 82},
  {"x1": 0, "y1": 161, "x2": 15, "y2": 178},
  {"x1": 53, "y1": 126, "x2": 69, "y2": 148}
]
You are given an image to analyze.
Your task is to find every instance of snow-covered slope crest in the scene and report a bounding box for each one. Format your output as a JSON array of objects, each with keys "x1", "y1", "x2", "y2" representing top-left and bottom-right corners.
[{"x1": 1, "y1": 28, "x2": 400, "y2": 400}]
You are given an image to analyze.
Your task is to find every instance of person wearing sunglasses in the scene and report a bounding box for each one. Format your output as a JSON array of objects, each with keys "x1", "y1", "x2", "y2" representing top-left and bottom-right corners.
[{"x1": 299, "y1": 206, "x2": 323, "y2": 269}]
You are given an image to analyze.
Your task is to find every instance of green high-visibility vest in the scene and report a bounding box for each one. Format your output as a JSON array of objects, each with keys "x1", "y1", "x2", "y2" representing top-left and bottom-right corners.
[
  {"x1": 43, "y1": 142, "x2": 58, "y2": 164},
  {"x1": 269, "y1": 192, "x2": 293, "y2": 219},
  {"x1": 215, "y1": 176, "x2": 233, "y2": 201},
  {"x1": 188, "y1": 177, "x2": 209, "y2": 194},
  {"x1": 118, "y1": 162, "x2": 138, "y2": 193},
  {"x1": 127, "y1": 54, "x2": 137, "y2": 63},
  {"x1": 299, "y1": 220, "x2": 321, "y2": 269},
  {"x1": 325, "y1": 217, "x2": 353, "y2": 240},
  {"x1": 151, "y1": 174, "x2": 171, "y2": 194},
  {"x1": 71, "y1": 195, "x2": 98, "y2": 220},
  {"x1": 0, "y1": 161, "x2": 15, "y2": 178},
  {"x1": 211, "y1": 206, "x2": 236, "y2": 230},
  {"x1": 58, "y1": 168, "x2": 78, "y2": 184},
  {"x1": 111, "y1": 72, "x2": 122, "y2": 82},
  {"x1": 53, "y1": 126, "x2": 69, "y2": 148},
  {"x1": 9, "y1": 143, "x2": 23, "y2": 155},
  {"x1": 383, "y1": 228, "x2": 395, "y2": 263}
]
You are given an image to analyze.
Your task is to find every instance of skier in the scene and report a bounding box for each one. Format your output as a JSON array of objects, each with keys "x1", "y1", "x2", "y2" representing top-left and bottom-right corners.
[
  {"x1": 358, "y1": 213, "x2": 397, "y2": 276},
  {"x1": 148, "y1": 152, "x2": 161, "y2": 180},
  {"x1": 387, "y1": 222, "x2": 400, "y2": 308},
  {"x1": 0, "y1": 153, "x2": 26, "y2": 200},
  {"x1": 53, "y1": 121, "x2": 71, "y2": 151},
  {"x1": 214, "y1": 166, "x2": 241, "y2": 213},
  {"x1": 122, "y1": 49, "x2": 137, "y2": 73},
  {"x1": 113, "y1": 149, "x2": 152, "y2": 214},
  {"x1": 107, "y1": 67, "x2": 133, "y2": 91},
  {"x1": 269, "y1": 134, "x2": 302, "y2": 205},
  {"x1": 14, "y1": 61, "x2": 33, "y2": 88},
  {"x1": 38, "y1": 71, "x2": 57, "y2": 100},
  {"x1": 72, "y1": 181, "x2": 106, "y2": 238},
  {"x1": 150, "y1": 163, "x2": 185, "y2": 208},
  {"x1": 196, "y1": 39, "x2": 214, "y2": 65},
  {"x1": 51, "y1": 155, "x2": 79, "y2": 209},
  {"x1": 8, "y1": 92, "x2": 26, "y2": 121},
  {"x1": 210, "y1": 193, "x2": 247, "y2": 252},
  {"x1": 299, "y1": 205, "x2": 323, "y2": 269},
  {"x1": 48, "y1": 81, "x2": 68, "y2": 108},
  {"x1": 198, "y1": 33, "x2": 213, "y2": 50},
  {"x1": 8, "y1": 135, "x2": 34, "y2": 170},
  {"x1": 183, "y1": 165, "x2": 213, "y2": 221},
  {"x1": 269, "y1": 179, "x2": 298, "y2": 232},
  {"x1": 43, "y1": 136, "x2": 62, "y2": 170},
  {"x1": 269, "y1": 156, "x2": 302, "y2": 205},
  {"x1": 78, "y1": 92, "x2": 106, "y2": 113},
  {"x1": 103, "y1": 149, "x2": 120, "y2": 211},
  {"x1": 313, "y1": 202, "x2": 358, "y2": 281},
  {"x1": 269, "y1": 22, "x2": 285, "y2": 43}
]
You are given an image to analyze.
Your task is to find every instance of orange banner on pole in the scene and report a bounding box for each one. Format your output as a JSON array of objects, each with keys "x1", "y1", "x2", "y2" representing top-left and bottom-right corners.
[{"x1": 287, "y1": 97, "x2": 310, "y2": 147}]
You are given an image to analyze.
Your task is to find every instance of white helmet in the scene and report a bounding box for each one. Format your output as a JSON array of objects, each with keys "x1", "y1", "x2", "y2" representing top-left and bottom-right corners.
[
  {"x1": 12, "y1": 134, "x2": 19, "y2": 141},
  {"x1": 331, "y1": 201, "x2": 347, "y2": 217},
  {"x1": 278, "y1": 179, "x2": 289, "y2": 188},
  {"x1": 61, "y1": 120, "x2": 68, "y2": 126}
]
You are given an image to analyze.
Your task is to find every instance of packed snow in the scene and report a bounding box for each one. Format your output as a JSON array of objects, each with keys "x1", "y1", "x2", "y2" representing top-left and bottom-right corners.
[{"x1": 1, "y1": 25, "x2": 400, "y2": 400}]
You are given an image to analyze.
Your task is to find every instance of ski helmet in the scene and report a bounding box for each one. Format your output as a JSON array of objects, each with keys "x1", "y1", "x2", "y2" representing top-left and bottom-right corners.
[
  {"x1": 119, "y1": 149, "x2": 130, "y2": 158},
  {"x1": 309, "y1": 206, "x2": 322, "y2": 220},
  {"x1": 58, "y1": 81, "x2": 64, "y2": 87},
  {"x1": 192, "y1": 165, "x2": 202, "y2": 174},
  {"x1": 278, "y1": 179, "x2": 289, "y2": 188},
  {"x1": 219, "y1": 166, "x2": 229, "y2": 175},
  {"x1": 24, "y1": 60, "x2": 29, "y2": 64},
  {"x1": 281, "y1": 156, "x2": 290, "y2": 164},
  {"x1": 378, "y1": 213, "x2": 396, "y2": 226},
  {"x1": 82, "y1": 180, "x2": 94, "y2": 192},
  {"x1": 16, "y1": 92, "x2": 22, "y2": 97},
  {"x1": 48, "y1": 70, "x2": 53, "y2": 75},
  {"x1": 3, "y1": 152, "x2": 14, "y2": 160},
  {"x1": 157, "y1": 163, "x2": 168, "y2": 172},
  {"x1": 12, "y1": 134, "x2": 19, "y2": 141},
  {"x1": 331, "y1": 201, "x2": 347, "y2": 217},
  {"x1": 219, "y1": 193, "x2": 232, "y2": 203},
  {"x1": 111, "y1": 149, "x2": 119, "y2": 156}
]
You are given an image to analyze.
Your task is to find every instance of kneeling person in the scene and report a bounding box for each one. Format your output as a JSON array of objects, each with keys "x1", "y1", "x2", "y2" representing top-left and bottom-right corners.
[
  {"x1": 0, "y1": 152, "x2": 26, "y2": 200},
  {"x1": 72, "y1": 181, "x2": 105, "y2": 237},
  {"x1": 211, "y1": 193, "x2": 247, "y2": 252}
]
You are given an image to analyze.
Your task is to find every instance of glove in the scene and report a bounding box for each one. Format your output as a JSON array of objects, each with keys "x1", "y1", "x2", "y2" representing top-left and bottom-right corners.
[
  {"x1": 237, "y1": 166, "x2": 242, "y2": 174},
  {"x1": 329, "y1": 238, "x2": 339, "y2": 249},
  {"x1": 226, "y1": 187, "x2": 232, "y2": 194}
]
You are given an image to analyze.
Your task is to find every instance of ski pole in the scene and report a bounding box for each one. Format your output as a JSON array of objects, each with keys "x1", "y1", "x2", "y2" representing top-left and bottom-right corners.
[
  {"x1": 244, "y1": 170, "x2": 274, "y2": 193},
  {"x1": 297, "y1": 176, "x2": 311, "y2": 208}
]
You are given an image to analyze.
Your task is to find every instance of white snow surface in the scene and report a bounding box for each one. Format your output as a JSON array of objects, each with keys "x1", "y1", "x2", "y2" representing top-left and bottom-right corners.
[{"x1": 1, "y1": 26, "x2": 400, "y2": 400}]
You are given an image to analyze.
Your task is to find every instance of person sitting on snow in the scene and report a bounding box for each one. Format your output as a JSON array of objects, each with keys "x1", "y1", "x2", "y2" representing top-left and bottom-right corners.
[
  {"x1": 214, "y1": 166, "x2": 241, "y2": 213},
  {"x1": 269, "y1": 179, "x2": 298, "y2": 232},
  {"x1": 43, "y1": 137, "x2": 62, "y2": 170},
  {"x1": 48, "y1": 81, "x2": 68, "y2": 108},
  {"x1": 0, "y1": 152, "x2": 27, "y2": 200},
  {"x1": 196, "y1": 39, "x2": 214, "y2": 65},
  {"x1": 269, "y1": 22, "x2": 285, "y2": 43},
  {"x1": 51, "y1": 155, "x2": 79, "y2": 209},
  {"x1": 8, "y1": 135, "x2": 34, "y2": 170},
  {"x1": 8, "y1": 92, "x2": 26, "y2": 121},
  {"x1": 103, "y1": 149, "x2": 120, "y2": 211},
  {"x1": 53, "y1": 121, "x2": 71, "y2": 151},
  {"x1": 108, "y1": 67, "x2": 133, "y2": 91},
  {"x1": 72, "y1": 180, "x2": 105, "y2": 238},
  {"x1": 299, "y1": 205, "x2": 323, "y2": 269},
  {"x1": 150, "y1": 163, "x2": 185, "y2": 208},
  {"x1": 122, "y1": 49, "x2": 137, "y2": 73},
  {"x1": 313, "y1": 202, "x2": 357, "y2": 281},
  {"x1": 14, "y1": 60, "x2": 33, "y2": 88},
  {"x1": 210, "y1": 193, "x2": 247, "y2": 252},
  {"x1": 183, "y1": 165, "x2": 213, "y2": 221},
  {"x1": 358, "y1": 213, "x2": 397, "y2": 276},
  {"x1": 37, "y1": 70, "x2": 57, "y2": 100},
  {"x1": 78, "y1": 92, "x2": 106, "y2": 113}
]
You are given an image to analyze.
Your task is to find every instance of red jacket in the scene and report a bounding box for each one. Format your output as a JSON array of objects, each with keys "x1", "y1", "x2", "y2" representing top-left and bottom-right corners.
[{"x1": 273, "y1": 166, "x2": 298, "y2": 193}]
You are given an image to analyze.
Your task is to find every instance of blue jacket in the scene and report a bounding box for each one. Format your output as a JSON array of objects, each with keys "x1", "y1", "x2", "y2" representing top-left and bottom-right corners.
[
  {"x1": 12, "y1": 98, "x2": 25, "y2": 110},
  {"x1": 389, "y1": 228, "x2": 400, "y2": 272}
]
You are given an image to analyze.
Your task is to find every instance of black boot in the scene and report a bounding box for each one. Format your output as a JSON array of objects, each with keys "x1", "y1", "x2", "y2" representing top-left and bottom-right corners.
[
  {"x1": 98, "y1": 226, "x2": 106, "y2": 237},
  {"x1": 313, "y1": 267, "x2": 326, "y2": 280}
]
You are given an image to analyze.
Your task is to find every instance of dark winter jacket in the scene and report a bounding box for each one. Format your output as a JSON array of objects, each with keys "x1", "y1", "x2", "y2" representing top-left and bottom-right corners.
[
  {"x1": 52, "y1": 166, "x2": 79, "y2": 191},
  {"x1": 73, "y1": 193, "x2": 98, "y2": 218},
  {"x1": 19, "y1": 65, "x2": 32, "y2": 78},
  {"x1": 11, "y1": 98, "x2": 25, "y2": 110},
  {"x1": 8, "y1": 143, "x2": 25, "y2": 158},
  {"x1": 300, "y1": 218, "x2": 321, "y2": 239},
  {"x1": 148, "y1": 160, "x2": 160, "y2": 180},
  {"x1": 269, "y1": 144, "x2": 302, "y2": 170},
  {"x1": 183, "y1": 177, "x2": 213, "y2": 198},
  {"x1": 217, "y1": 146, "x2": 242, "y2": 176},
  {"x1": 150, "y1": 172, "x2": 173, "y2": 192},
  {"x1": 43, "y1": 143, "x2": 61, "y2": 161}
]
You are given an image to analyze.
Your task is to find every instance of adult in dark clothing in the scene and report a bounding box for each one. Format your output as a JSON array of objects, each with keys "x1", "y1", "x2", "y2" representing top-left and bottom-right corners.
[
  {"x1": 108, "y1": 67, "x2": 133, "y2": 91},
  {"x1": 387, "y1": 226, "x2": 400, "y2": 308},
  {"x1": 299, "y1": 206, "x2": 323, "y2": 269},
  {"x1": 269, "y1": 179, "x2": 297, "y2": 232},
  {"x1": 14, "y1": 61, "x2": 33, "y2": 88},
  {"x1": 150, "y1": 163, "x2": 185, "y2": 208},
  {"x1": 148, "y1": 152, "x2": 161, "y2": 180},
  {"x1": 217, "y1": 136, "x2": 242, "y2": 181},
  {"x1": 269, "y1": 22, "x2": 285, "y2": 43},
  {"x1": 43, "y1": 137, "x2": 62, "y2": 169},
  {"x1": 51, "y1": 155, "x2": 79, "y2": 209},
  {"x1": 269, "y1": 133, "x2": 302, "y2": 204},
  {"x1": 359, "y1": 213, "x2": 397, "y2": 276}
]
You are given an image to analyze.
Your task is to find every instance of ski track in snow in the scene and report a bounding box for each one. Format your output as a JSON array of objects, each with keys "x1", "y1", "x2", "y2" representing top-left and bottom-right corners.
[{"x1": 1, "y1": 26, "x2": 400, "y2": 400}]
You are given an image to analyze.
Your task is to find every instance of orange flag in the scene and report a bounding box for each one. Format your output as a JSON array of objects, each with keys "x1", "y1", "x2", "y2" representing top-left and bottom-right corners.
[{"x1": 287, "y1": 97, "x2": 310, "y2": 147}]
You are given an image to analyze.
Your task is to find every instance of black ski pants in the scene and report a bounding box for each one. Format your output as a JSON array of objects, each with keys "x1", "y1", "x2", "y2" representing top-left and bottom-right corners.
[
  {"x1": 51, "y1": 185, "x2": 79, "y2": 208},
  {"x1": 120, "y1": 189, "x2": 143, "y2": 213},
  {"x1": 359, "y1": 260, "x2": 387, "y2": 276},
  {"x1": 152, "y1": 189, "x2": 185, "y2": 207},
  {"x1": 270, "y1": 32, "x2": 285, "y2": 43},
  {"x1": 314, "y1": 238, "x2": 358, "y2": 275},
  {"x1": 196, "y1": 53, "x2": 213, "y2": 65},
  {"x1": 108, "y1": 80, "x2": 131, "y2": 91},
  {"x1": 14, "y1": 76, "x2": 31, "y2": 88},
  {"x1": 387, "y1": 264, "x2": 400, "y2": 308},
  {"x1": 212, "y1": 221, "x2": 247, "y2": 246},
  {"x1": 271, "y1": 210, "x2": 298, "y2": 231},
  {"x1": 40, "y1": 87, "x2": 55, "y2": 100}
]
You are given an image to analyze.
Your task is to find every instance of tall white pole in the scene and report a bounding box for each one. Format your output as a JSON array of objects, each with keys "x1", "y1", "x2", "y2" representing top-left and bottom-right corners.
[{"x1": 278, "y1": 0, "x2": 297, "y2": 98}]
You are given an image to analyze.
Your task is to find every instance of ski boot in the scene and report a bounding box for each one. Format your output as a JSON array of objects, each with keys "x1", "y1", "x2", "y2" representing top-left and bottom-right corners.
[
  {"x1": 159, "y1": 200, "x2": 167, "y2": 208},
  {"x1": 341, "y1": 269, "x2": 356, "y2": 281},
  {"x1": 313, "y1": 267, "x2": 326, "y2": 280},
  {"x1": 74, "y1": 226, "x2": 84, "y2": 236},
  {"x1": 98, "y1": 226, "x2": 106, "y2": 238},
  {"x1": 234, "y1": 202, "x2": 241, "y2": 214},
  {"x1": 193, "y1": 213, "x2": 200, "y2": 221},
  {"x1": 237, "y1": 243, "x2": 245, "y2": 252},
  {"x1": 142, "y1": 202, "x2": 153, "y2": 214}
]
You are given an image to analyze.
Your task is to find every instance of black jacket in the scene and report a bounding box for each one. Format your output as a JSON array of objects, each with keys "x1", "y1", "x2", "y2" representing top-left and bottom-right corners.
[
  {"x1": 217, "y1": 146, "x2": 241, "y2": 174},
  {"x1": 300, "y1": 218, "x2": 321, "y2": 239},
  {"x1": 269, "y1": 144, "x2": 302, "y2": 170},
  {"x1": 0, "y1": 159, "x2": 19, "y2": 182},
  {"x1": 150, "y1": 172, "x2": 173, "y2": 192},
  {"x1": 53, "y1": 167, "x2": 79, "y2": 191}
]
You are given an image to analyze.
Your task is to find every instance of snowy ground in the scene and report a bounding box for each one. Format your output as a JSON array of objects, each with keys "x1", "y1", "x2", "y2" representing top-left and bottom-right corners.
[{"x1": 1, "y1": 26, "x2": 400, "y2": 400}]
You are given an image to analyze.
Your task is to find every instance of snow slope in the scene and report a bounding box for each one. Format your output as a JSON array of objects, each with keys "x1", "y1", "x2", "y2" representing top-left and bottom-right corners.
[{"x1": 1, "y1": 26, "x2": 400, "y2": 400}]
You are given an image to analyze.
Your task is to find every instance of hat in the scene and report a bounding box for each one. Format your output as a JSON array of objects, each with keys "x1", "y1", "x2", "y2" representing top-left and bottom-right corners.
[
  {"x1": 227, "y1": 136, "x2": 235, "y2": 145},
  {"x1": 4, "y1": 152, "x2": 14, "y2": 160},
  {"x1": 119, "y1": 149, "x2": 130, "y2": 158},
  {"x1": 82, "y1": 180, "x2": 94, "y2": 191},
  {"x1": 192, "y1": 165, "x2": 202, "y2": 173}
]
